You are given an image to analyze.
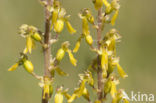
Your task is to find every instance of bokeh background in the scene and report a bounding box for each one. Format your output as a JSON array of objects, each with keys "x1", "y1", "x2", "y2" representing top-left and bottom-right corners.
[{"x1": 0, "y1": 0, "x2": 155, "y2": 103}]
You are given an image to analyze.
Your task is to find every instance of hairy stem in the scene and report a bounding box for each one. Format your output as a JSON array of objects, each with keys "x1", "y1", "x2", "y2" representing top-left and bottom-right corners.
[
  {"x1": 42, "y1": 0, "x2": 53, "y2": 103},
  {"x1": 97, "y1": 8, "x2": 103, "y2": 103}
]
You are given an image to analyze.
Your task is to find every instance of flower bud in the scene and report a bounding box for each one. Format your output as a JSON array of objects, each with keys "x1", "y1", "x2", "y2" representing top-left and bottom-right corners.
[
  {"x1": 55, "y1": 66, "x2": 69, "y2": 76},
  {"x1": 110, "y1": 81, "x2": 117, "y2": 98},
  {"x1": 68, "y1": 94, "x2": 77, "y2": 103},
  {"x1": 54, "y1": 92, "x2": 63, "y2": 103},
  {"x1": 103, "y1": 0, "x2": 109, "y2": 6},
  {"x1": 108, "y1": 57, "x2": 119, "y2": 74},
  {"x1": 93, "y1": 0, "x2": 103, "y2": 10},
  {"x1": 52, "y1": 9, "x2": 59, "y2": 25},
  {"x1": 26, "y1": 36, "x2": 33, "y2": 53},
  {"x1": 102, "y1": 69, "x2": 107, "y2": 78},
  {"x1": 23, "y1": 60, "x2": 34, "y2": 73},
  {"x1": 101, "y1": 47, "x2": 108, "y2": 70},
  {"x1": 23, "y1": 47, "x2": 28, "y2": 54},
  {"x1": 56, "y1": 48, "x2": 65, "y2": 61},
  {"x1": 88, "y1": 16, "x2": 94, "y2": 24},
  {"x1": 105, "y1": 5, "x2": 112, "y2": 14},
  {"x1": 65, "y1": 21, "x2": 76, "y2": 34},
  {"x1": 111, "y1": 10, "x2": 119, "y2": 26},
  {"x1": 31, "y1": 32, "x2": 41, "y2": 41},
  {"x1": 104, "y1": 79, "x2": 112, "y2": 94},
  {"x1": 54, "y1": 19, "x2": 64, "y2": 33},
  {"x1": 43, "y1": 84, "x2": 50, "y2": 99},
  {"x1": 58, "y1": 8, "x2": 66, "y2": 18},
  {"x1": 82, "y1": 17, "x2": 90, "y2": 35},
  {"x1": 8, "y1": 63, "x2": 19, "y2": 71},
  {"x1": 103, "y1": 0, "x2": 112, "y2": 14},
  {"x1": 116, "y1": 63, "x2": 128, "y2": 78},
  {"x1": 73, "y1": 40, "x2": 81, "y2": 53},
  {"x1": 85, "y1": 35, "x2": 93, "y2": 45},
  {"x1": 67, "y1": 50, "x2": 77, "y2": 66},
  {"x1": 82, "y1": 88, "x2": 90, "y2": 101},
  {"x1": 49, "y1": 85, "x2": 53, "y2": 98},
  {"x1": 84, "y1": 9, "x2": 95, "y2": 24}
]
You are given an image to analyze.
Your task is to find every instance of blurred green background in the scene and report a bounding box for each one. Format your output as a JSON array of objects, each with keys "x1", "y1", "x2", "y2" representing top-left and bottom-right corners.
[{"x1": 0, "y1": 0, "x2": 156, "y2": 103}]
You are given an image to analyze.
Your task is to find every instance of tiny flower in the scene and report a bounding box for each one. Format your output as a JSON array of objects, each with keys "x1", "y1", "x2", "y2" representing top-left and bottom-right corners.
[
  {"x1": 83, "y1": 9, "x2": 95, "y2": 24},
  {"x1": 56, "y1": 48, "x2": 65, "y2": 61},
  {"x1": 104, "y1": 79, "x2": 112, "y2": 94},
  {"x1": 73, "y1": 39, "x2": 81, "y2": 53},
  {"x1": 67, "y1": 50, "x2": 77, "y2": 66},
  {"x1": 8, "y1": 63, "x2": 19, "y2": 71},
  {"x1": 43, "y1": 85, "x2": 53, "y2": 99},
  {"x1": 55, "y1": 66, "x2": 69, "y2": 76},
  {"x1": 23, "y1": 60, "x2": 34, "y2": 73},
  {"x1": 111, "y1": 0, "x2": 120, "y2": 10},
  {"x1": 101, "y1": 47, "x2": 108, "y2": 70},
  {"x1": 23, "y1": 47, "x2": 28, "y2": 54},
  {"x1": 65, "y1": 21, "x2": 76, "y2": 34},
  {"x1": 77, "y1": 80, "x2": 86, "y2": 97},
  {"x1": 110, "y1": 81, "x2": 117, "y2": 98},
  {"x1": 82, "y1": 88, "x2": 90, "y2": 101},
  {"x1": 87, "y1": 71, "x2": 94, "y2": 87},
  {"x1": 68, "y1": 94, "x2": 77, "y2": 103},
  {"x1": 82, "y1": 17, "x2": 90, "y2": 35},
  {"x1": 54, "y1": 92, "x2": 63, "y2": 103},
  {"x1": 31, "y1": 32, "x2": 42, "y2": 41},
  {"x1": 103, "y1": 0, "x2": 112, "y2": 14},
  {"x1": 62, "y1": 89, "x2": 71, "y2": 100},
  {"x1": 52, "y1": 8, "x2": 59, "y2": 26},
  {"x1": 116, "y1": 63, "x2": 128, "y2": 78},
  {"x1": 58, "y1": 8, "x2": 66, "y2": 18},
  {"x1": 43, "y1": 84, "x2": 50, "y2": 99},
  {"x1": 85, "y1": 34, "x2": 93, "y2": 45},
  {"x1": 42, "y1": 77, "x2": 53, "y2": 99},
  {"x1": 26, "y1": 36, "x2": 33, "y2": 54},
  {"x1": 54, "y1": 19, "x2": 64, "y2": 33},
  {"x1": 103, "y1": 0, "x2": 110, "y2": 7},
  {"x1": 111, "y1": 10, "x2": 119, "y2": 26},
  {"x1": 93, "y1": 0, "x2": 103, "y2": 10}
]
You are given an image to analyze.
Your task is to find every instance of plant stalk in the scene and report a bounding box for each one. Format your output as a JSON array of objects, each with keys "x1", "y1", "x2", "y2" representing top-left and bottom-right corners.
[
  {"x1": 42, "y1": 0, "x2": 53, "y2": 103},
  {"x1": 97, "y1": 8, "x2": 103, "y2": 103}
]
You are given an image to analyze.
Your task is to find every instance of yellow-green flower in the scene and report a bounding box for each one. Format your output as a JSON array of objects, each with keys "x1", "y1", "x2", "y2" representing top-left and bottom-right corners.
[
  {"x1": 111, "y1": 10, "x2": 119, "y2": 25},
  {"x1": 54, "y1": 92, "x2": 63, "y2": 103},
  {"x1": 56, "y1": 48, "x2": 65, "y2": 61},
  {"x1": 93, "y1": 0, "x2": 103, "y2": 10},
  {"x1": 65, "y1": 21, "x2": 76, "y2": 34},
  {"x1": 26, "y1": 36, "x2": 33, "y2": 53},
  {"x1": 23, "y1": 60, "x2": 34, "y2": 73},
  {"x1": 67, "y1": 50, "x2": 77, "y2": 66},
  {"x1": 54, "y1": 19, "x2": 64, "y2": 33},
  {"x1": 31, "y1": 32, "x2": 41, "y2": 41},
  {"x1": 73, "y1": 39, "x2": 81, "y2": 53},
  {"x1": 85, "y1": 34, "x2": 93, "y2": 45},
  {"x1": 116, "y1": 63, "x2": 128, "y2": 78},
  {"x1": 8, "y1": 63, "x2": 19, "y2": 71}
]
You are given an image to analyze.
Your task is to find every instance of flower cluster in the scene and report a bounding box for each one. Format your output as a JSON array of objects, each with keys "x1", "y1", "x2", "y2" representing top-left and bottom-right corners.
[
  {"x1": 8, "y1": 0, "x2": 77, "y2": 102},
  {"x1": 8, "y1": 0, "x2": 129, "y2": 103},
  {"x1": 69, "y1": 0, "x2": 129, "y2": 103}
]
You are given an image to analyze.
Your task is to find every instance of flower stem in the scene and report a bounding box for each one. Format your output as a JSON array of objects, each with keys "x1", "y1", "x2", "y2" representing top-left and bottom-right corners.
[
  {"x1": 42, "y1": 0, "x2": 53, "y2": 103},
  {"x1": 97, "y1": 8, "x2": 103, "y2": 103}
]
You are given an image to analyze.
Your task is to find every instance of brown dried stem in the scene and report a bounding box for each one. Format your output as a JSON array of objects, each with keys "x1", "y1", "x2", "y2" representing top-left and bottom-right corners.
[
  {"x1": 97, "y1": 8, "x2": 104, "y2": 103},
  {"x1": 42, "y1": 0, "x2": 53, "y2": 103}
]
